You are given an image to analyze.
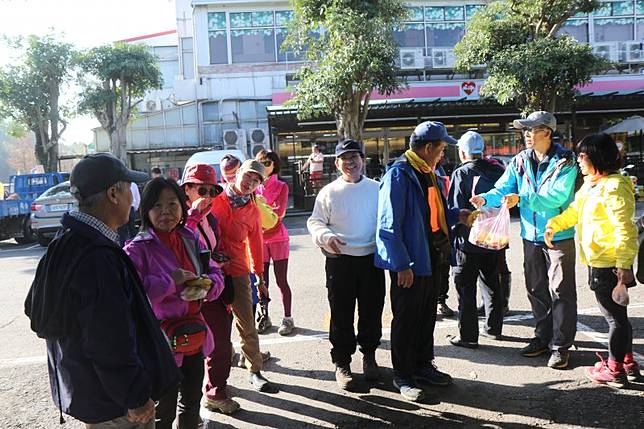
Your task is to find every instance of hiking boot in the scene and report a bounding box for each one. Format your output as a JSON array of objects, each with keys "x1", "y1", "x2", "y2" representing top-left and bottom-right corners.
[
  {"x1": 203, "y1": 397, "x2": 241, "y2": 414},
  {"x1": 414, "y1": 362, "x2": 452, "y2": 386},
  {"x1": 335, "y1": 364, "x2": 354, "y2": 390},
  {"x1": 586, "y1": 354, "x2": 627, "y2": 388},
  {"x1": 623, "y1": 354, "x2": 641, "y2": 382},
  {"x1": 547, "y1": 351, "x2": 570, "y2": 369},
  {"x1": 257, "y1": 314, "x2": 272, "y2": 334},
  {"x1": 393, "y1": 377, "x2": 425, "y2": 402},
  {"x1": 437, "y1": 302, "x2": 455, "y2": 317},
  {"x1": 362, "y1": 353, "x2": 380, "y2": 381},
  {"x1": 520, "y1": 338, "x2": 549, "y2": 357},
  {"x1": 449, "y1": 335, "x2": 479, "y2": 349},
  {"x1": 278, "y1": 317, "x2": 295, "y2": 336},
  {"x1": 249, "y1": 371, "x2": 271, "y2": 392},
  {"x1": 238, "y1": 351, "x2": 271, "y2": 369}
]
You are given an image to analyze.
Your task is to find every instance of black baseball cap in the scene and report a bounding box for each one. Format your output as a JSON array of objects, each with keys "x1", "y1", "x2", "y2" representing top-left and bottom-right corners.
[
  {"x1": 335, "y1": 139, "x2": 364, "y2": 157},
  {"x1": 70, "y1": 153, "x2": 149, "y2": 198}
]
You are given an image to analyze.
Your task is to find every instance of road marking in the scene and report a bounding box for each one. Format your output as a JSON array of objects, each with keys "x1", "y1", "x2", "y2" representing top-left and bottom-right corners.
[
  {"x1": 0, "y1": 244, "x2": 43, "y2": 253},
  {"x1": 3, "y1": 303, "x2": 643, "y2": 368}
]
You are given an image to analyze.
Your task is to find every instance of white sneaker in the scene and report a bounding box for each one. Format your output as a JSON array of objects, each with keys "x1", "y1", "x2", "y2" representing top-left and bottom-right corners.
[{"x1": 278, "y1": 317, "x2": 295, "y2": 336}]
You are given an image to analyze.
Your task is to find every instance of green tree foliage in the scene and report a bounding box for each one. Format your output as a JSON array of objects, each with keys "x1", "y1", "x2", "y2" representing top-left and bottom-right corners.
[
  {"x1": 0, "y1": 35, "x2": 76, "y2": 172},
  {"x1": 454, "y1": 0, "x2": 609, "y2": 114},
  {"x1": 78, "y1": 43, "x2": 161, "y2": 164},
  {"x1": 284, "y1": 0, "x2": 407, "y2": 140}
]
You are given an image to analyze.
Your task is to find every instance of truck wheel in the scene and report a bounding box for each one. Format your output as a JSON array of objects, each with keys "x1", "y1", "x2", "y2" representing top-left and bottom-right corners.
[{"x1": 15, "y1": 218, "x2": 36, "y2": 244}]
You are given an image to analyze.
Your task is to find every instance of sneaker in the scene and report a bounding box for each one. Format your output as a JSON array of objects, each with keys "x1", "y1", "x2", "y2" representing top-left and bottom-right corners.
[
  {"x1": 249, "y1": 371, "x2": 271, "y2": 392},
  {"x1": 238, "y1": 351, "x2": 271, "y2": 369},
  {"x1": 203, "y1": 397, "x2": 240, "y2": 414},
  {"x1": 393, "y1": 377, "x2": 425, "y2": 402},
  {"x1": 520, "y1": 338, "x2": 549, "y2": 357},
  {"x1": 547, "y1": 351, "x2": 569, "y2": 369},
  {"x1": 449, "y1": 335, "x2": 479, "y2": 349},
  {"x1": 362, "y1": 353, "x2": 380, "y2": 381},
  {"x1": 257, "y1": 314, "x2": 272, "y2": 334},
  {"x1": 414, "y1": 362, "x2": 452, "y2": 386},
  {"x1": 437, "y1": 302, "x2": 455, "y2": 317},
  {"x1": 335, "y1": 364, "x2": 354, "y2": 390},
  {"x1": 586, "y1": 354, "x2": 627, "y2": 388},
  {"x1": 278, "y1": 317, "x2": 295, "y2": 336},
  {"x1": 623, "y1": 360, "x2": 641, "y2": 382},
  {"x1": 479, "y1": 331, "x2": 503, "y2": 341}
]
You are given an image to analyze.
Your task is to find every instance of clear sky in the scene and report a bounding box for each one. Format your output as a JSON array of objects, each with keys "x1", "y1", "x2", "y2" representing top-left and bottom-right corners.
[{"x1": 0, "y1": 0, "x2": 177, "y2": 145}]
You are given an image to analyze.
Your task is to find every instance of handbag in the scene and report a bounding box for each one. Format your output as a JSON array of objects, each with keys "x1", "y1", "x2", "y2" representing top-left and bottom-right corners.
[{"x1": 160, "y1": 301, "x2": 207, "y2": 355}]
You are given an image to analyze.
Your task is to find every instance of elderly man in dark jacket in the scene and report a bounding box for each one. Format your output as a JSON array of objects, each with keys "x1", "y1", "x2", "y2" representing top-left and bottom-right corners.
[
  {"x1": 447, "y1": 131, "x2": 506, "y2": 349},
  {"x1": 25, "y1": 153, "x2": 180, "y2": 428}
]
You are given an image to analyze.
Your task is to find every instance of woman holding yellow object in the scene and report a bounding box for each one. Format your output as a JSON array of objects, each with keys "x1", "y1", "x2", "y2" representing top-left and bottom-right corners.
[{"x1": 545, "y1": 133, "x2": 639, "y2": 388}]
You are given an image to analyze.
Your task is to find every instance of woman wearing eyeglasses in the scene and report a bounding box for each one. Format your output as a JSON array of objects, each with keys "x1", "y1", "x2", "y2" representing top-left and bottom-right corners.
[
  {"x1": 255, "y1": 150, "x2": 294, "y2": 336},
  {"x1": 181, "y1": 164, "x2": 240, "y2": 414}
]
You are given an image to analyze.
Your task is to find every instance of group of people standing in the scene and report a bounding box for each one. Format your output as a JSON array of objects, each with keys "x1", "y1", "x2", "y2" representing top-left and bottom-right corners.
[
  {"x1": 23, "y1": 109, "x2": 640, "y2": 428},
  {"x1": 308, "y1": 111, "x2": 640, "y2": 402},
  {"x1": 26, "y1": 151, "x2": 294, "y2": 428}
]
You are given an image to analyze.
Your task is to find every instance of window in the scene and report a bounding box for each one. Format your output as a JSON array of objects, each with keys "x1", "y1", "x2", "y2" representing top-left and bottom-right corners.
[
  {"x1": 559, "y1": 19, "x2": 589, "y2": 42},
  {"x1": 594, "y1": 17, "x2": 634, "y2": 41},
  {"x1": 638, "y1": 0, "x2": 644, "y2": 14},
  {"x1": 444, "y1": 6, "x2": 464, "y2": 21},
  {"x1": 181, "y1": 37, "x2": 194, "y2": 79},
  {"x1": 426, "y1": 22, "x2": 465, "y2": 47},
  {"x1": 208, "y1": 12, "x2": 228, "y2": 64},
  {"x1": 465, "y1": 5, "x2": 483, "y2": 20},
  {"x1": 231, "y1": 28, "x2": 276, "y2": 63},
  {"x1": 425, "y1": 6, "x2": 444, "y2": 21},
  {"x1": 202, "y1": 102, "x2": 219, "y2": 122},
  {"x1": 393, "y1": 23, "x2": 425, "y2": 48},
  {"x1": 405, "y1": 6, "x2": 424, "y2": 22},
  {"x1": 638, "y1": 18, "x2": 644, "y2": 39}
]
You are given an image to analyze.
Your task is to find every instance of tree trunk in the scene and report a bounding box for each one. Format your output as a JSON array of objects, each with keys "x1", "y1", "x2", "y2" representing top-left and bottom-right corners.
[
  {"x1": 33, "y1": 130, "x2": 46, "y2": 168},
  {"x1": 335, "y1": 91, "x2": 367, "y2": 141},
  {"x1": 110, "y1": 121, "x2": 128, "y2": 166}
]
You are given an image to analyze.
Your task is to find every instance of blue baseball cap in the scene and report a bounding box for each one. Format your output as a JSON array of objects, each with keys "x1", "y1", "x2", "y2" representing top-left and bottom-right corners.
[
  {"x1": 457, "y1": 131, "x2": 485, "y2": 155},
  {"x1": 410, "y1": 121, "x2": 457, "y2": 145}
]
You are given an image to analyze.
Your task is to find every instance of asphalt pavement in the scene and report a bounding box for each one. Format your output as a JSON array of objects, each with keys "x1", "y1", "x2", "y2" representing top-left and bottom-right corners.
[{"x1": 1, "y1": 215, "x2": 643, "y2": 428}]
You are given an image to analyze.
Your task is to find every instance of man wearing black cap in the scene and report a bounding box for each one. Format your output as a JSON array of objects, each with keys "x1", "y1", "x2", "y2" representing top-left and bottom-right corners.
[
  {"x1": 376, "y1": 121, "x2": 472, "y2": 401},
  {"x1": 25, "y1": 153, "x2": 180, "y2": 427},
  {"x1": 308, "y1": 139, "x2": 385, "y2": 390}
]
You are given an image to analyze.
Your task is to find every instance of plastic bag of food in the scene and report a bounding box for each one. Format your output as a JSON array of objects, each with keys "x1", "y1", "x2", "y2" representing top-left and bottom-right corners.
[
  {"x1": 612, "y1": 281, "x2": 629, "y2": 306},
  {"x1": 468, "y1": 204, "x2": 510, "y2": 250}
]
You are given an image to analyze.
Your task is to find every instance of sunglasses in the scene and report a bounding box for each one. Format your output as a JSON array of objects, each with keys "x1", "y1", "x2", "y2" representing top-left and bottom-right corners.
[
  {"x1": 197, "y1": 185, "x2": 222, "y2": 197},
  {"x1": 260, "y1": 160, "x2": 273, "y2": 167}
]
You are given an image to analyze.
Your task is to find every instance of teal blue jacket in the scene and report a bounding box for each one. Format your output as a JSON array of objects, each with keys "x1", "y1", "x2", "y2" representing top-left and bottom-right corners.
[{"x1": 480, "y1": 144, "x2": 577, "y2": 243}]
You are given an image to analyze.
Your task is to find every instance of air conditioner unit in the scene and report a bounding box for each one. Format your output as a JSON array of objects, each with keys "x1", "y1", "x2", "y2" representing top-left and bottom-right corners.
[
  {"x1": 399, "y1": 48, "x2": 425, "y2": 70},
  {"x1": 432, "y1": 48, "x2": 456, "y2": 69},
  {"x1": 625, "y1": 41, "x2": 644, "y2": 63},
  {"x1": 592, "y1": 42, "x2": 618, "y2": 62},
  {"x1": 249, "y1": 128, "x2": 269, "y2": 157},
  {"x1": 223, "y1": 129, "x2": 246, "y2": 150},
  {"x1": 145, "y1": 99, "x2": 161, "y2": 111}
]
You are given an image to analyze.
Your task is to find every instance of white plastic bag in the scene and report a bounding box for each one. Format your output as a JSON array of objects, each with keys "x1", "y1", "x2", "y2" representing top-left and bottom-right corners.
[{"x1": 468, "y1": 176, "x2": 510, "y2": 250}]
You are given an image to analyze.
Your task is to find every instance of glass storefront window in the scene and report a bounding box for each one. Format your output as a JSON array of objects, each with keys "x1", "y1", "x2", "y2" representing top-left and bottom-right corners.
[
  {"x1": 394, "y1": 23, "x2": 425, "y2": 47},
  {"x1": 405, "y1": 6, "x2": 424, "y2": 22},
  {"x1": 465, "y1": 4, "x2": 483, "y2": 20},
  {"x1": 559, "y1": 19, "x2": 589, "y2": 42},
  {"x1": 231, "y1": 28, "x2": 276, "y2": 63},
  {"x1": 425, "y1": 6, "x2": 444, "y2": 21},
  {"x1": 613, "y1": 1, "x2": 634, "y2": 15},
  {"x1": 594, "y1": 17, "x2": 634, "y2": 41},
  {"x1": 208, "y1": 30, "x2": 228, "y2": 64},
  {"x1": 426, "y1": 22, "x2": 465, "y2": 47},
  {"x1": 445, "y1": 6, "x2": 464, "y2": 21}
]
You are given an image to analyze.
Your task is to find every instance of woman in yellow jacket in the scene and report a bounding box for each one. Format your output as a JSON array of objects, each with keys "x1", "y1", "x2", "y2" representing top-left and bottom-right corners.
[{"x1": 545, "y1": 133, "x2": 639, "y2": 388}]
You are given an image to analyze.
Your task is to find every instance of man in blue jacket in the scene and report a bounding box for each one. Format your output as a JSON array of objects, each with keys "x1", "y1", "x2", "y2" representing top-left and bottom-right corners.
[
  {"x1": 471, "y1": 111, "x2": 578, "y2": 369},
  {"x1": 376, "y1": 121, "x2": 471, "y2": 402},
  {"x1": 25, "y1": 154, "x2": 181, "y2": 427}
]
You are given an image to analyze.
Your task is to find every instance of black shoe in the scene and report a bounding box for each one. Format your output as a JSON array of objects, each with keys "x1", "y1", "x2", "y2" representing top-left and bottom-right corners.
[
  {"x1": 414, "y1": 362, "x2": 452, "y2": 386},
  {"x1": 249, "y1": 371, "x2": 270, "y2": 392},
  {"x1": 362, "y1": 353, "x2": 380, "y2": 381},
  {"x1": 393, "y1": 377, "x2": 425, "y2": 402},
  {"x1": 335, "y1": 364, "x2": 354, "y2": 390},
  {"x1": 547, "y1": 351, "x2": 569, "y2": 369},
  {"x1": 479, "y1": 331, "x2": 503, "y2": 340},
  {"x1": 449, "y1": 335, "x2": 479, "y2": 349},
  {"x1": 520, "y1": 338, "x2": 549, "y2": 357},
  {"x1": 477, "y1": 305, "x2": 485, "y2": 317},
  {"x1": 437, "y1": 302, "x2": 455, "y2": 317}
]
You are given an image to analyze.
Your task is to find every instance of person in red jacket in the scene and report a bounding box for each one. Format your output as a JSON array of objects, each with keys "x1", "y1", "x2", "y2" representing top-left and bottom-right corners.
[{"x1": 210, "y1": 159, "x2": 274, "y2": 392}]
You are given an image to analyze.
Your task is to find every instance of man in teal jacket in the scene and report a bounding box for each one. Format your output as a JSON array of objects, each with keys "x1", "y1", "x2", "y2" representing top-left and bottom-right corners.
[{"x1": 471, "y1": 111, "x2": 578, "y2": 369}]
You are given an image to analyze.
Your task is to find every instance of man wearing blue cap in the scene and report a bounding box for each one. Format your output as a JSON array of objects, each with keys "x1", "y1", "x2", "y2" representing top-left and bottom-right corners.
[
  {"x1": 308, "y1": 139, "x2": 385, "y2": 390},
  {"x1": 471, "y1": 111, "x2": 578, "y2": 369},
  {"x1": 447, "y1": 131, "x2": 507, "y2": 349},
  {"x1": 376, "y1": 121, "x2": 472, "y2": 401}
]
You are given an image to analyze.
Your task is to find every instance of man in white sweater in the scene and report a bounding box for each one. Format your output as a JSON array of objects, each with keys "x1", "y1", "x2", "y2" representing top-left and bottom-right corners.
[{"x1": 307, "y1": 139, "x2": 384, "y2": 391}]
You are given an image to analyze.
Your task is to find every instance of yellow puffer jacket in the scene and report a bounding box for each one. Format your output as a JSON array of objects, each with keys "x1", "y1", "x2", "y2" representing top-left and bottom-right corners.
[{"x1": 547, "y1": 173, "x2": 637, "y2": 269}]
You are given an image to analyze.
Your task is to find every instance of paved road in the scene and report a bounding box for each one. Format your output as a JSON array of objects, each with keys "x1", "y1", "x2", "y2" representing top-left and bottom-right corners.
[{"x1": 1, "y1": 217, "x2": 643, "y2": 428}]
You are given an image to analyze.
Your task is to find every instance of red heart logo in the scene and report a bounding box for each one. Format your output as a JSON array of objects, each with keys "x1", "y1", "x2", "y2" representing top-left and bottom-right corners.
[{"x1": 461, "y1": 81, "x2": 476, "y2": 95}]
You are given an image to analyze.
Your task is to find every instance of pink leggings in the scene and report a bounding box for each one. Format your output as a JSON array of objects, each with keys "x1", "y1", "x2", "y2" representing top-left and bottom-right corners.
[{"x1": 263, "y1": 259, "x2": 292, "y2": 317}]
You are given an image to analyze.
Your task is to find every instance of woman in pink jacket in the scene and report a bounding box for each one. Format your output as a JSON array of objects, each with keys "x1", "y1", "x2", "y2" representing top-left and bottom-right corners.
[
  {"x1": 255, "y1": 150, "x2": 294, "y2": 335},
  {"x1": 124, "y1": 178, "x2": 224, "y2": 429}
]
